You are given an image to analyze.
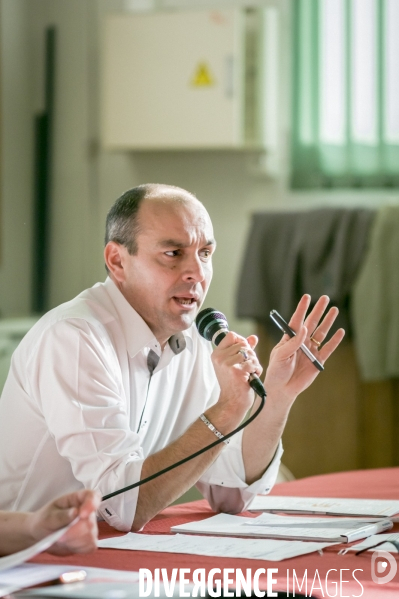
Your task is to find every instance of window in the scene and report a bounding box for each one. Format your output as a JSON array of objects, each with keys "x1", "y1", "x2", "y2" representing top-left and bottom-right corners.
[{"x1": 292, "y1": 0, "x2": 399, "y2": 188}]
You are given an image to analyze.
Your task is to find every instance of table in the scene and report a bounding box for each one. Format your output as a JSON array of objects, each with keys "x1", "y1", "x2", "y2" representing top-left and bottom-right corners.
[{"x1": 31, "y1": 468, "x2": 399, "y2": 598}]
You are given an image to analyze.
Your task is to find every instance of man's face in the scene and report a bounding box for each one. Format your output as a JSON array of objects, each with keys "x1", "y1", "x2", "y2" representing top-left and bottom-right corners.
[{"x1": 116, "y1": 196, "x2": 215, "y2": 345}]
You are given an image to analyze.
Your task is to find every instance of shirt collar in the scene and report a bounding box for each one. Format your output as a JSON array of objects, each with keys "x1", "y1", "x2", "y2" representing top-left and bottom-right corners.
[{"x1": 103, "y1": 277, "x2": 193, "y2": 358}]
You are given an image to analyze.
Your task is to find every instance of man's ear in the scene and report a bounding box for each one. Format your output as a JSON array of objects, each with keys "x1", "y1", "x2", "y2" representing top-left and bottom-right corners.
[{"x1": 104, "y1": 242, "x2": 127, "y2": 283}]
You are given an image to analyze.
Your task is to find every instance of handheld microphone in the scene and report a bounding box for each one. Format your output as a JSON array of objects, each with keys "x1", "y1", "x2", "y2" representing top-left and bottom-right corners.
[{"x1": 195, "y1": 307, "x2": 266, "y2": 399}]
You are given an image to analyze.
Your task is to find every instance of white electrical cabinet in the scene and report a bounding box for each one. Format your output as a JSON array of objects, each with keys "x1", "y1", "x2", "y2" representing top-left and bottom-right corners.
[{"x1": 101, "y1": 8, "x2": 278, "y2": 150}]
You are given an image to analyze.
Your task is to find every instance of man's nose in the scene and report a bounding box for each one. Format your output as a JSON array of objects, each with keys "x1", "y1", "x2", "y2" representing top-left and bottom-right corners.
[{"x1": 182, "y1": 255, "x2": 205, "y2": 282}]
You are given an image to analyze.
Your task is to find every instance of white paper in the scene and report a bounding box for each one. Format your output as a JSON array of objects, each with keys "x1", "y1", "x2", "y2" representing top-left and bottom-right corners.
[
  {"x1": 171, "y1": 512, "x2": 392, "y2": 542},
  {"x1": 249, "y1": 495, "x2": 399, "y2": 518},
  {"x1": 19, "y1": 579, "x2": 181, "y2": 599},
  {"x1": 20, "y1": 583, "x2": 146, "y2": 599},
  {"x1": 0, "y1": 563, "x2": 140, "y2": 597},
  {"x1": 345, "y1": 532, "x2": 399, "y2": 553},
  {"x1": 0, "y1": 564, "x2": 79, "y2": 597},
  {"x1": 244, "y1": 512, "x2": 379, "y2": 528},
  {"x1": 98, "y1": 531, "x2": 335, "y2": 561}
]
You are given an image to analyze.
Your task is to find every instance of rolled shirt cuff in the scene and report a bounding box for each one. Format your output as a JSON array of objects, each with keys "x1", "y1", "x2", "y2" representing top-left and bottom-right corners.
[
  {"x1": 197, "y1": 439, "x2": 283, "y2": 514},
  {"x1": 97, "y1": 457, "x2": 144, "y2": 532}
]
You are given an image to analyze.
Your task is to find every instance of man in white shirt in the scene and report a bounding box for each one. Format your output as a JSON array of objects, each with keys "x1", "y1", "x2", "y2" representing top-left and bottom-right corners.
[{"x1": 0, "y1": 184, "x2": 344, "y2": 531}]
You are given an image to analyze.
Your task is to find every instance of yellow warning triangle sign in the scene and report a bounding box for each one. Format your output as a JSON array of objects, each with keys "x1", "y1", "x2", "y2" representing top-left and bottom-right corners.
[{"x1": 191, "y1": 62, "x2": 215, "y2": 87}]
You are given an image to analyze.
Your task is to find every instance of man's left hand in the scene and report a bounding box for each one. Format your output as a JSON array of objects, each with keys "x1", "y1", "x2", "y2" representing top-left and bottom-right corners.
[
  {"x1": 28, "y1": 489, "x2": 100, "y2": 556},
  {"x1": 264, "y1": 294, "x2": 345, "y2": 404}
]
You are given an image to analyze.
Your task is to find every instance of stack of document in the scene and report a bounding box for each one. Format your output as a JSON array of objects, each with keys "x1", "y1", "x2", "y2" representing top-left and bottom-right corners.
[
  {"x1": 248, "y1": 496, "x2": 399, "y2": 519},
  {"x1": 171, "y1": 512, "x2": 393, "y2": 543}
]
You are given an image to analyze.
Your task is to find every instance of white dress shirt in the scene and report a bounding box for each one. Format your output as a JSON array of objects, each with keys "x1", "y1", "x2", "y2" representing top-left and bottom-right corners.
[{"x1": 0, "y1": 278, "x2": 282, "y2": 531}]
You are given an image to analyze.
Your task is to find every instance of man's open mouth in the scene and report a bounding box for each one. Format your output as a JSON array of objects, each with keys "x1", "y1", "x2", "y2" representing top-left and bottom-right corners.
[{"x1": 174, "y1": 297, "x2": 197, "y2": 306}]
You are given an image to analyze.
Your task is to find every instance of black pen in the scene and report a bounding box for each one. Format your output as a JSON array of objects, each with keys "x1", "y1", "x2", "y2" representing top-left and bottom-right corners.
[{"x1": 270, "y1": 310, "x2": 324, "y2": 372}]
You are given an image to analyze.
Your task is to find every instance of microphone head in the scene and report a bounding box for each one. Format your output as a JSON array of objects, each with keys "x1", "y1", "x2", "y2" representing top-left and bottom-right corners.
[{"x1": 195, "y1": 307, "x2": 229, "y2": 342}]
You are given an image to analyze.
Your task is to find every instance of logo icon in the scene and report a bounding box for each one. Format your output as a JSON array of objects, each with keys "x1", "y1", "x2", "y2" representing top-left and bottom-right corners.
[{"x1": 371, "y1": 550, "x2": 397, "y2": 584}]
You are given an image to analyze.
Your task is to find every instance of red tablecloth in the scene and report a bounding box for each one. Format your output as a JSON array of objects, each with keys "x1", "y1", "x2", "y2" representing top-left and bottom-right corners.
[{"x1": 32, "y1": 468, "x2": 399, "y2": 598}]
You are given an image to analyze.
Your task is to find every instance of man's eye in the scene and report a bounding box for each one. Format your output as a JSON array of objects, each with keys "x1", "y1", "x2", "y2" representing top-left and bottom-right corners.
[
  {"x1": 165, "y1": 250, "x2": 181, "y2": 257},
  {"x1": 200, "y1": 249, "x2": 212, "y2": 260}
]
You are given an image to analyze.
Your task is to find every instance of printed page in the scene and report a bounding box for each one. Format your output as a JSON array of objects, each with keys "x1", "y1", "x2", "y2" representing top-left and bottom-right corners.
[
  {"x1": 98, "y1": 532, "x2": 335, "y2": 561},
  {"x1": 249, "y1": 496, "x2": 399, "y2": 517}
]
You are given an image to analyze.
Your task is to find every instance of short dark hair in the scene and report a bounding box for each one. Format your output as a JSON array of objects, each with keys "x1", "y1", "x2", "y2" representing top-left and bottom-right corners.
[
  {"x1": 105, "y1": 183, "x2": 197, "y2": 256},
  {"x1": 105, "y1": 185, "x2": 148, "y2": 255}
]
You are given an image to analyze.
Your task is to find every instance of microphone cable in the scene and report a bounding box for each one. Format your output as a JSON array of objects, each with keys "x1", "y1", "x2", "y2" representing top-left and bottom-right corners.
[{"x1": 102, "y1": 391, "x2": 265, "y2": 501}]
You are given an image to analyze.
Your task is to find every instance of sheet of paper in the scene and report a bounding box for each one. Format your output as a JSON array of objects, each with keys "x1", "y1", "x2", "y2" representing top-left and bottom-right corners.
[
  {"x1": 20, "y1": 583, "x2": 145, "y2": 599},
  {"x1": 244, "y1": 513, "x2": 380, "y2": 527},
  {"x1": 249, "y1": 495, "x2": 399, "y2": 518},
  {"x1": 0, "y1": 564, "x2": 77, "y2": 598},
  {"x1": 171, "y1": 512, "x2": 391, "y2": 542},
  {"x1": 345, "y1": 533, "x2": 399, "y2": 553},
  {"x1": 0, "y1": 521, "x2": 74, "y2": 572},
  {"x1": 19, "y1": 580, "x2": 181, "y2": 599},
  {"x1": 98, "y1": 531, "x2": 335, "y2": 561},
  {"x1": 0, "y1": 563, "x2": 140, "y2": 597}
]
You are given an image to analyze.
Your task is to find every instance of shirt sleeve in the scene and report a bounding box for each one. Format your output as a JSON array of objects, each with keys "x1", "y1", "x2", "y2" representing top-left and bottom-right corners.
[
  {"x1": 28, "y1": 318, "x2": 142, "y2": 532},
  {"x1": 196, "y1": 431, "x2": 283, "y2": 514}
]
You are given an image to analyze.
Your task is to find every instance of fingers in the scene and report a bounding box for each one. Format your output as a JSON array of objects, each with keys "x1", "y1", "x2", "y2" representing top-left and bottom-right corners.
[
  {"x1": 29, "y1": 489, "x2": 100, "y2": 549},
  {"x1": 287, "y1": 294, "x2": 311, "y2": 331},
  {"x1": 308, "y1": 306, "x2": 339, "y2": 349},
  {"x1": 290, "y1": 295, "x2": 343, "y2": 354},
  {"x1": 52, "y1": 489, "x2": 100, "y2": 519},
  {"x1": 41, "y1": 490, "x2": 100, "y2": 536},
  {"x1": 46, "y1": 506, "x2": 78, "y2": 533},
  {"x1": 51, "y1": 490, "x2": 85, "y2": 511},
  {"x1": 217, "y1": 332, "x2": 257, "y2": 355},
  {"x1": 246, "y1": 335, "x2": 258, "y2": 350},
  {"x1": 214, "y1": 332, "x2": 263, "y2": 377},
  {"x1": 289, "y1": 295, "x2": 332, "y2": 336},
  {"x1": 280, "y1": 295, "x2": 345, "y2": 368},
  {"x1": 304, "y1": 296, "x2": 333, "y2": 338},
  {"x1": 46, "y1": 490, "x2": 100, "y2": 556},
  {"x1": 77, "y1": 490, "x2": 101, "y2": 520},
  {"x1": 274, "y1": 325, "x2": 308, "y2": 361},
  {"x1": 318, "y1": 327, "x2": 345, "y2": 361},
  {"x1": 51, "y1": 514, "x2": 98, "y2": 556},
  {"x1": 231, "y1": 344, "x2": 262, "y2": 377}
]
